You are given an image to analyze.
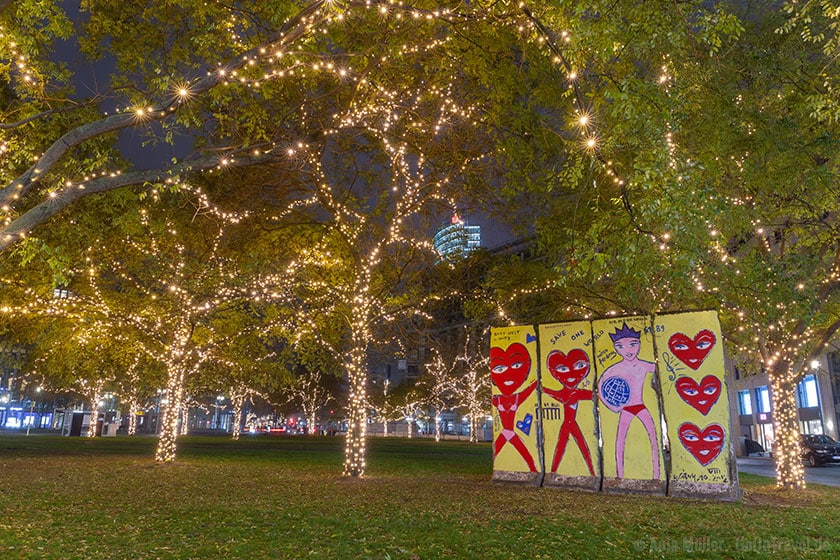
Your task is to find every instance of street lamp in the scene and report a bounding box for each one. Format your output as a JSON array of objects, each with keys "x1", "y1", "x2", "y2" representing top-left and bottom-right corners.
[{"x1": 26, "y1": 386, "x2": 41, "y2": 436}]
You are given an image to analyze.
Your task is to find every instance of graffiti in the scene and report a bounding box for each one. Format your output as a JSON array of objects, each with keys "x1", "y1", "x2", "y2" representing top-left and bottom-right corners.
[
  {"x1": 490, "y1": 342, "x2": 538, "y2": 472},
  {"x1": 594, "y1": 319, "x2": 662, "y2": 482},
  {"x1": 678, "y1": 422, "x2": 725, "y2": 466},
  {"x1": 674, "y1": 375, "x2": 721, "y2": 416},
  {"x1": 490, "y1": 310, "x2": 738, "y2": 500},
  {"x1": 668, "y1": 330, "x2": 716, "y2": 371},
  {"x1": 660, "y1": 351, "x2": 683, "y2": 382},
  {"x1": 543, "y1": 349, "x2": 595, "y2": 476},
  {"x1": 654, "y1": 311, "x2": 734, "y2": 496}
]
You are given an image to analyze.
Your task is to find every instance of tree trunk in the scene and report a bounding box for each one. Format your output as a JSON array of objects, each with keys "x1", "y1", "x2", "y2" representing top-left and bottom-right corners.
[
  {"x1": 180, "y1": 407, "x2": 189, "y2": 435},
  {"x1": 128, "y1": 399, "x2": 138, "y2": 436},
  {"x1": 343, "y1": 342, "x2": 368, "y2": 477},
  {"x1": 434, "y1": 412, "x2": 441, "y2": 442},
  {"x1": 86, "y1": 381, "x2": 105, "y2": 438},
  {"x1": 155, "y1": 364, "x2": 186, "y2": 462},
  {"x1": 469, "y1": 413, "x2": 477, "y2": 444},
  {"x1": 771, "y1": 377, "x2": 806, "y2": 489},
  {"x1": 231, "y1": 394, "x2": 245, "y2": 441}
]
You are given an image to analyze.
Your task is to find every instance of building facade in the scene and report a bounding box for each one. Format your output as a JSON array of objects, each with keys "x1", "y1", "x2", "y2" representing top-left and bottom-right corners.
[
  {"x1": 433, "y1": 215, "x2": 481, "y2": 261},
  {"x1": 727, "y1": 350, "x2": 840, "y2": 456}
]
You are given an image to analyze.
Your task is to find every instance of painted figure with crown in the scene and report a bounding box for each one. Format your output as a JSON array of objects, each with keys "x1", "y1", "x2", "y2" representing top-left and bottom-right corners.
[{"x1": 597, "y1": 323, "x2": 661, "y2": 479}]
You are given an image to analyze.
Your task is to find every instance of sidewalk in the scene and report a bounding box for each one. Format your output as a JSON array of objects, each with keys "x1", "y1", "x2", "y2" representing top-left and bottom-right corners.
[{"x1": 737, "y1": 455, "x2": 840, "y2": 487}]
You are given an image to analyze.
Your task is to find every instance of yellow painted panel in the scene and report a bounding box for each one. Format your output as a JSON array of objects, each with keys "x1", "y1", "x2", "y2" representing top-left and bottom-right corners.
[
  {"x1": 490, "y1": 326, "x2": 541, "y2": 474},
  {"x1": 538, "y1": 321, "x2": 599, "y2": 477},
  {"x1": 654, "y1": 311, "x2": 732, "y2": 485},
  {"x1": 593, "y1": 316, "x2": 664, "y2": 481}
]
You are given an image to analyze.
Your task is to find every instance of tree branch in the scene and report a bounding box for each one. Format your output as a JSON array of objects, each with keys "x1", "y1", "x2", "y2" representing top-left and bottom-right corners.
[
  {"x1": 0, "y1": 96, "x2": 106, "y2": 130},
  {"x1": 0, "y1": 0, "x2": 329, "y2": 210},
  {"x1": 0, "y1": 150, "x2": 279, "y2": 251}
]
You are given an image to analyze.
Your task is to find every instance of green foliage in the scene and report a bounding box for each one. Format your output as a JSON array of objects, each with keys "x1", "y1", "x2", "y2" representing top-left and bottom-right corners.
[
  {"x1": 779, "y1": 0, "x2": 840, "y2": 122},
  {"x1": 478, "y1": 2, "x2": 840, "y2": 376},
  {"x1": 0, "y1": 0, "x2": 73, "y2": 94}
]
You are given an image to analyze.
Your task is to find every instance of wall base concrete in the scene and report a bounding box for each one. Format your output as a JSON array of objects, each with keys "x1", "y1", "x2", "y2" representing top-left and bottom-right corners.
[
  {"x1": 668, "y1": 480, "x2": 742, "y2": 501},
  {"x1": 543, "y1": 473, "x2": 600, "y2": 492},
  {"x1": 601, "y1": 476, "x2": 667, "y2": 496},
  {"x1": 492, "y1": 470, "x2": 543, "y2": 486}
]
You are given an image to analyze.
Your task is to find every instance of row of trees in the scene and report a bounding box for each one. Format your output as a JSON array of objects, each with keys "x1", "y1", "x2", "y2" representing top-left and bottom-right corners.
[
  {"x1": 1, "y1": 0, "x2": 839, "y2": 487},
  {"x1": 369, "y1": 329, "x2": 490, "y2": 442}
]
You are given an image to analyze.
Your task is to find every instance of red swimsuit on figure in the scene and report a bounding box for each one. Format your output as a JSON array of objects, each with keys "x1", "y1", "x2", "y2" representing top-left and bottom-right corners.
[
  {"x1": 490, "y1": 343, "x2": 538, "y2": 472},
  {"x1": 542, "y1": 349, "x2": 595, "y2": 475}
]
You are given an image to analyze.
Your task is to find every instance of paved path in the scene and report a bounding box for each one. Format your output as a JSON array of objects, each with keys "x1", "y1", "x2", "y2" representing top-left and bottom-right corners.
[{"x1": 737, "y1": 456, "x2": 840, "y2": 487}]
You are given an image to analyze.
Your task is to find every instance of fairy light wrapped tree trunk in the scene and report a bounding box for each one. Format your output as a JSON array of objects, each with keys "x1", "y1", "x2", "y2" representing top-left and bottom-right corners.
[
  {"x1": 770, "y1": 374, "x2": 805, "y2": 489},
  {"x1": 459, "y1": 356, "x2": 491, "y2": 444},
  {"x1": 121, "y1": 356, "x2": 144, "y2": 437},
  {"x1": 156, "y1": 361, "x2": 188, "y2": 462},
  {"x1": 343, "y1": 333, "x2": 370, "y2": 477},
  {"x1": 83, "y1": 379, "x2": 106, "y2": 438},
  {"x1": 230, "y1": 393, "x2": 245, "y2": 441},
  {"x1": 179, "y1": 407, "x2": 190, "y2": 436}
]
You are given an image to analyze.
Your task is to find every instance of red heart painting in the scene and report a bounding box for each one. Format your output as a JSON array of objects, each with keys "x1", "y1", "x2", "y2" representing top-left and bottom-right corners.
[
  {"x1": 674, "y1": 375, "x2": 721, "y2": 415},
  {"x1": 546, "y1": 349, "x2": 590, "y2": 388},
  {"x1": 490, "y1": 343, "x2": 532, "y2": 396},
  {"x1": 668, "y1": 329, "x2": 716, "y2": 370},
  {"x1": 678, "y1": 422, "x2": 725, "y2": 466}
]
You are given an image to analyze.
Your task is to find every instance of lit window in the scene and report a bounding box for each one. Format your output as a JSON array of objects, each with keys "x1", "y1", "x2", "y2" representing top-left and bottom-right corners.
[
  {"x1": 798, "y1": 374, "x2": 820, "y2": 408},
  {"x1": 738, "y1": 390, "x2": 753, "y2": 415},
  {"x1": 756, "y1": 386, "x2": 771, "y2": 413}
]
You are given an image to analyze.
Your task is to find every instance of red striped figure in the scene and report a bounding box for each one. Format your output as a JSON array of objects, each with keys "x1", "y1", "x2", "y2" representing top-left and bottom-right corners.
[{"x1": 542, "y1": 349, "x2": 595, "y2": 475}]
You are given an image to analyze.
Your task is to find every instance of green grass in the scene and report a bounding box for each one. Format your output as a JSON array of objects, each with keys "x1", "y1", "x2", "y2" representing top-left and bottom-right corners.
[{"x1": 0, "y1": 435, "x2": 838, "y2": 559}]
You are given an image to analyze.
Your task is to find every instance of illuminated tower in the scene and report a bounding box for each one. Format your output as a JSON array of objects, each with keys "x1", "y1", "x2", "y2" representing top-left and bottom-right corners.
[{"x1": 433, "y1": 214, "x2": 481, "y2": 261}]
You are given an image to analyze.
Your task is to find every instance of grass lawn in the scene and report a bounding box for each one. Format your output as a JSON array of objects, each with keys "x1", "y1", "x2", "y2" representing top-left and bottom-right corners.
[{"x1": 0, "y1": 434, "x2": 838, "y2": 559}]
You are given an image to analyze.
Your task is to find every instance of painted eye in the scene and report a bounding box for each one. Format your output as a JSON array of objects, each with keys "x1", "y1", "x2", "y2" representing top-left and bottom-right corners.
[
  {"x1": 573, "y1": 360, "x2": 588, "y2": 371},
  {"x1": 703, "y1": 386, "x2": 717, "y2": 395},
  {"x1": 674, "y1": 343, "x2": 689, "y2": 351},
  {"x1": 697, "y1": 341, "x2": 712, "y2": 350},
  {"x1": 555, "y1": 365, "x2": 570, "y2": 373},
  {"x1": 491, "y1": 365, "x2": 508, "y2": 374},
  {"x1": 511, "y1": 361, "x2": 524, "y2": 369},
  {"x1": 683, "y1": 433, "x2": 699, "y2": 442},
  {"x1": 682, "y1": 388, "x2": 699, "y2": 396},
  {"x1": 703, "y1": 433, "x2": 722, "y2": 442}
]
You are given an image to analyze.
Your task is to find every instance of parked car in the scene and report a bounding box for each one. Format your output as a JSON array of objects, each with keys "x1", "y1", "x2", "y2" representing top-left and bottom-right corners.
[{"x1": 800, "y1": 434, "x2": 840, "y2": 467}]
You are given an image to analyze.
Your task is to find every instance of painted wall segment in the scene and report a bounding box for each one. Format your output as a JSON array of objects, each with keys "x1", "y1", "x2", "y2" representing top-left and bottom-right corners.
[
  {"x1": 490, "y1": 326, "x2": 542, "y2": 482},
  {"x1": 488, "y1": 312, "x2": 739, "y2": 500},
  {"x1": 538, "y1": 321, "x2": 600, "y2": 488},
  {"x1": 654, "y1": 311, "x2": 740, "y2": 500},
  {"x1": 593, "y1": 316, "x2": 665, "y2": 492}
]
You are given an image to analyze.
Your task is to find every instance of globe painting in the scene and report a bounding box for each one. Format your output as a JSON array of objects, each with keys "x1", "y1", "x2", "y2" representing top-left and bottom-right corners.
[{"x1": 601, "y1": 376, "x2": 631, "y2": 408}]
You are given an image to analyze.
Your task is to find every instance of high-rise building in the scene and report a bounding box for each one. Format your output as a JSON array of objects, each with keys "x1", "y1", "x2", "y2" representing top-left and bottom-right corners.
[{"x1": 433, "y1": 214, "x2": 481, "y2": 261}]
